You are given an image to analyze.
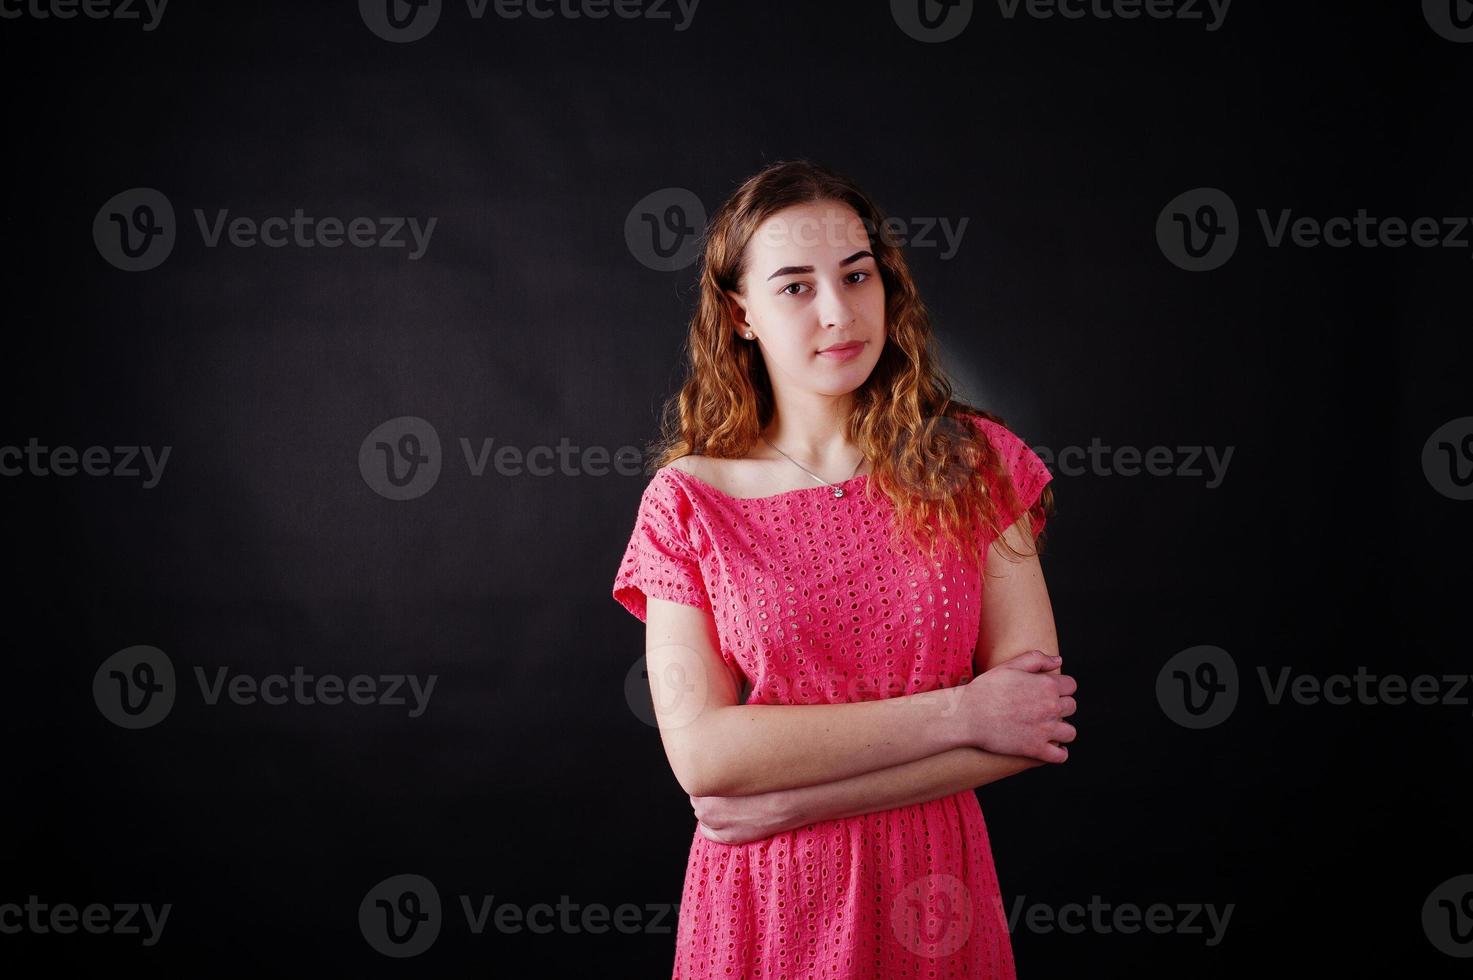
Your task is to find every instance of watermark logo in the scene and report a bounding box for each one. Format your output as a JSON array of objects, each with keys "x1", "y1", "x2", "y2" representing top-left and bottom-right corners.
[
  {"x1": 0, "y1": 896, "x2": 172, "y2": 946},
  {"x1": 359, "y1": 0, "x2": 443, "y2": 43},
  {"x1": 1158, "y1": 645, "x2": 1473, "y2": 729},
  {"x1": 1156, "y1": 644, "x2": 1237, "y2": 729},
  {"x1": 0, "y1": 0, "x2": 169, "y2": 30},
  {"x1": 891, "y1": 873, "x2": 973, "y2": 958},
  {"x1": 625, "y1": 645, "x2": 715, "y2": 730},
  {"x1": 1156, "y1": 187, "x2": 1238, "y2": 271},
  {"x1": 92, "y1": 646, "x2": 438, "y2": 727},
  {"x1": 93, "y1": 188, "x2": 176, "y2": 272},
  {"x1": 891, "y1": 0, "x2": 974, "y2": 43},
  {"x1": 94, "y1": 189, "x2": 438, "y2": 271},
  {"x1": 1422, "y1": 417, "x2": 1473, "y2": 500},
  {"x1": 623, "y1": 189, "x2": 970, "y2": 270},
  {"x1": 360, "y1": 416, "x2": 443, "y2": 501},
  {"x1": 1422, "y1": 874, "x2": 1473, "y2": 957},
  {"x1": 359, "y1": 417, "x2": 646, "y2": 499},
  {"x1": 1424, "y1": 0, "x2": 1473, "y2": 43},
  {"x1": 359, "y1": 874, "x2": 677, "y2": 955},
  {"x1": 1159, "y1": 188, "x2": 1473, "y2": 269},
  {"x1": 360, "y1": 873, "x2": 442, "y2": 958},
  {"x1": 93, "y1": 645, "x2": 176, "y2": 729},
  {"x1": 625, "y1": 187, "x2": 706, "y2": 272},
  {"x1": 1006, "y1": 894, "x2": 1233, "y2": 945}
]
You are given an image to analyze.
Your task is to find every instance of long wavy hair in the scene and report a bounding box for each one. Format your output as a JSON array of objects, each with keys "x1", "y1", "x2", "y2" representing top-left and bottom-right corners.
[{"x1": 646, "y1": 159, "x2": 1054, "y2": 566}]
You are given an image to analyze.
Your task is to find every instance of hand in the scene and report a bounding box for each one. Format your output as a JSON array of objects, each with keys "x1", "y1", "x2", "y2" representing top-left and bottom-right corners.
[
  {"x1": 690, "y1": 790, "x2": 799, "y2": 845},
  {"x1": 960, "y1": 649, "x2": 1077, "y2": 763}
]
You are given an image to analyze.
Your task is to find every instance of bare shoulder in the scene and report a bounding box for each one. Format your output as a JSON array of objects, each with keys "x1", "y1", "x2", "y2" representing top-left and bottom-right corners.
[
  {"x1": 663, "y1": 453, "x2": 769, "y2": 497},
  {"x1": 667, "y1": 454, "x2": 739, "y2": 481}
]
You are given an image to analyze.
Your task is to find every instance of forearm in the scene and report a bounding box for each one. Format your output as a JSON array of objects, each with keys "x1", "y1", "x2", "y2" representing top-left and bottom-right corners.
[
  {"x1": 693, "y1": 688, "x2": 968, "y2": 797},
  {"x1": 779, "y1": 747, "x2": 1039, "y2": 827}
]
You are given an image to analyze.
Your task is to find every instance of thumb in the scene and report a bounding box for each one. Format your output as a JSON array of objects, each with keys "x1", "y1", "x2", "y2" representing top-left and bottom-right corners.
[{"x1": 999, "y1": 649, "x2": 1061, "y2": 672}]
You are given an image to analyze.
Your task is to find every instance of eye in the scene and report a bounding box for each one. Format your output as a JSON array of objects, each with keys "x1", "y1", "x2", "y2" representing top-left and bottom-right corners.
[{"x1": 781, "y1": 272, "x2": 871, "y2": 296}]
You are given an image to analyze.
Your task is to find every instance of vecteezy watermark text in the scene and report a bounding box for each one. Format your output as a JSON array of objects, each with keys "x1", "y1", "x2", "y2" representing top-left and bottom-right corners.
[
  {"x1": 93, "y1": 645, "x2": 438, "y2": 729},
  {"x1": 996, "y1": 0, "x2": 1230, "y2": 30},
  {"x1": 623, "y1": 186, "x2": 970, "y2": 271},
  {"x1": 1158, "y1": 187, "x2": 1473, "y2": 270},
  {"x1": 94, "y1": 188, "x2": 438, "y2": 271},
  {"x1": 1, "y1": 438, "x2": 170, "y2": 488},
  {"x1": 193, "y1": 209, "x2": 437, "y2": 259},
  {"x1": 892, "y1": 0, "x2": 1229, "y2": 43},
  {"x1": 359, "y1": 0, "x2": 701, "y2": 43},
  {"x1": 746, "y1": 206, "x2": 969, "y2": 260},
  {"x1": 358, "y1": 416, "x2": 646, "y2": 500},
  {"x1": 1030, "y1": 439, "x2": 1232, "y2": 488},
  {"x1": 1006, "y1": 894, "x2": 1234, "y2": 946},
  {"x1": 0, "y1": 896, "x2": 171, "y2": 946},
  {"x1": 359, "y1": 874, "x2": 677, "y2": 957},
  {"x1": 1157, "y1": 645, "x2": 1473, "y2": 729},
  {"x1": 193, "y1": 666, "x2": 437, "y2": 717},
  {"x1": 0, "y1": 0, "x2": 168, "y2": 30}
]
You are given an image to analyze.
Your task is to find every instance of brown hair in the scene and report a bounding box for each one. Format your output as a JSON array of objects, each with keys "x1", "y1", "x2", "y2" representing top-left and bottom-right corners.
[{"x1": 646, "y1": 158, "x2": 1054, "y2": 565}]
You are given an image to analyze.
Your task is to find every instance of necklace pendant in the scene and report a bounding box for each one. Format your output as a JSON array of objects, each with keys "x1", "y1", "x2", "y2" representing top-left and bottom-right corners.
[{"x1": 833, "y1": 487, "x2": 844, "y2": 499}]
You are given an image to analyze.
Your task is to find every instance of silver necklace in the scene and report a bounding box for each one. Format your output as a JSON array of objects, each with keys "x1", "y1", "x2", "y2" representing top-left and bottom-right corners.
[{"x1": 761, "y1": 437, "x2": 865, "y2": 499}]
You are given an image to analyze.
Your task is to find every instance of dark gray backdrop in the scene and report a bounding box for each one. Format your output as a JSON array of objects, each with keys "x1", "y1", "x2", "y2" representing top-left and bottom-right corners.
[{"x1": 3, "y1": 0, "x2": 1469, "y2": 974}]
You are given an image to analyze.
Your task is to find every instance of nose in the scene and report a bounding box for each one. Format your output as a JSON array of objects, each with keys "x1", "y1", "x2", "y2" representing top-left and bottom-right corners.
[{"x1": 818, "y1": 291, "x2": 855, "y2": 331}]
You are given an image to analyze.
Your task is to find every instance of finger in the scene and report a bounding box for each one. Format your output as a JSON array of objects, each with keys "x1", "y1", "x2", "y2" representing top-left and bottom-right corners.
[
  {"x1": 1002, "y1": 650, "x2": 1060, "y2": 673},
  {"x1": 1058, "y1": 695, "x2": 1077, "y2": 717}
]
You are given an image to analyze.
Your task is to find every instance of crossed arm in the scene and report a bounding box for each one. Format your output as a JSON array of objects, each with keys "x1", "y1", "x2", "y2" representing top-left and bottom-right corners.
[
  {"x1": 689, "y1": 744, "x2": 1047, "y2": 845},
  {"x1": 646, "y1": 519, "x2": 1063, "y2": 843}
]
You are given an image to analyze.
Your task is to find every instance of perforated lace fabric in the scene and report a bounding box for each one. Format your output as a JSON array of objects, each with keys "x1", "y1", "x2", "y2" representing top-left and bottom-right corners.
[{"x1": 611, "y1": 413, "x2": 1053, "y2": 979}]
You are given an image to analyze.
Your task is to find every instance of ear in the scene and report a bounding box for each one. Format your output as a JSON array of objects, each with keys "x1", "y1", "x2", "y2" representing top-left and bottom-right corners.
[{"x1": 723, "y1": 289, "x2": 751, "y2": 338}]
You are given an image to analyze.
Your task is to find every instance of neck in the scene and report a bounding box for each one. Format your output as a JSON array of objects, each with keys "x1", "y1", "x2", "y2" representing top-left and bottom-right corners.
[{"x1": 760, "y1": 390, "x2": 859, "y2": 472}]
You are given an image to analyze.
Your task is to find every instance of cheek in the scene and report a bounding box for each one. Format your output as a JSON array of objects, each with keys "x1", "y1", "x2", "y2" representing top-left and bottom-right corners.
[{"x1": 864, "y1": 289, "x2": 887, "y2": 321}]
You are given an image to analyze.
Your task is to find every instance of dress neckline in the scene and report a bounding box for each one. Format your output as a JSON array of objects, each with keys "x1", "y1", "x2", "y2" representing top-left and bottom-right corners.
[{"x1": 661, "y1": 464, "x2": 870, "y2": 503}]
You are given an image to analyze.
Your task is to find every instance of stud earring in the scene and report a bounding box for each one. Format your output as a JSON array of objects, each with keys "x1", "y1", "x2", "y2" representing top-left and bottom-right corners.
[{"x1": 745, "y1": 331, "x2": 754, "y2": 339}]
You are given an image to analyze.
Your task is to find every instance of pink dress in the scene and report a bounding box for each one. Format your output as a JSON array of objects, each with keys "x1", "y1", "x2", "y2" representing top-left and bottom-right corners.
[{"x1": 611, "y1": 412, "x2": 1053, "y2": 979}]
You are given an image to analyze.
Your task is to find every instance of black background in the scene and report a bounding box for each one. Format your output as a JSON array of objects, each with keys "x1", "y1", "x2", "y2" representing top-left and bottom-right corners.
[{"x1": 2, "y1": 0, "x2": 1469, "y2": 974}]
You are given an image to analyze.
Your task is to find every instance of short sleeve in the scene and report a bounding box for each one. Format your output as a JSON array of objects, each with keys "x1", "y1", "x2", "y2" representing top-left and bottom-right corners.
[
  {"x1": 611, "y1": 470, "x2": 712, "y2": 624},
  {"x1": 967, "y1": 414, "x2": 1053, "y2": 543}
]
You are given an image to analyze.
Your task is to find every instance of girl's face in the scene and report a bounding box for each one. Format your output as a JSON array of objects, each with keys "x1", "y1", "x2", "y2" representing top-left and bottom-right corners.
[{"x1": 725, "y1": 200, "x2": 886, "y2": 398}]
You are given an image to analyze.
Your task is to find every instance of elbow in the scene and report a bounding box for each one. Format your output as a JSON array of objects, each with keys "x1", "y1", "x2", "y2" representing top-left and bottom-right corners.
[
  {"x1": 665, "y1": 730, "x2": 729, "y2": 798},
  {"x1": 674, "y1": 747, "x2": 730, "y2": 798},
  {"x1": 676, "y1": 769, "x2": 719, "y2": 799}
]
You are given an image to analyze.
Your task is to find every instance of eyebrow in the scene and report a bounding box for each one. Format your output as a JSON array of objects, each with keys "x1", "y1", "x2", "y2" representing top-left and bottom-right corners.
[{"x1": 766, "y1": 250, "x2": 875, "y2": 281}]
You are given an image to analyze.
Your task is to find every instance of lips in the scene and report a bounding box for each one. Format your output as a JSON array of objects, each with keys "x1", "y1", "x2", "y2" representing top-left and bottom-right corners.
[{"x1": 817, "y1": 341, "x2": 863, "y2": 354}]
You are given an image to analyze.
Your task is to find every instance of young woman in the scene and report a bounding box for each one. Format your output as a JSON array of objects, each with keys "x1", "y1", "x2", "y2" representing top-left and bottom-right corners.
[{"x1": 611, "y1": 159, "x2": 1078, "y2": 978}]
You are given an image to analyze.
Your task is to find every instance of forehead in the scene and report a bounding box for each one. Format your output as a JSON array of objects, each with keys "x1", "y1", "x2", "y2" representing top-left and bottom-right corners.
[{"x1": 747, "y1": 201, "x2": 870, "y2": 257}]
